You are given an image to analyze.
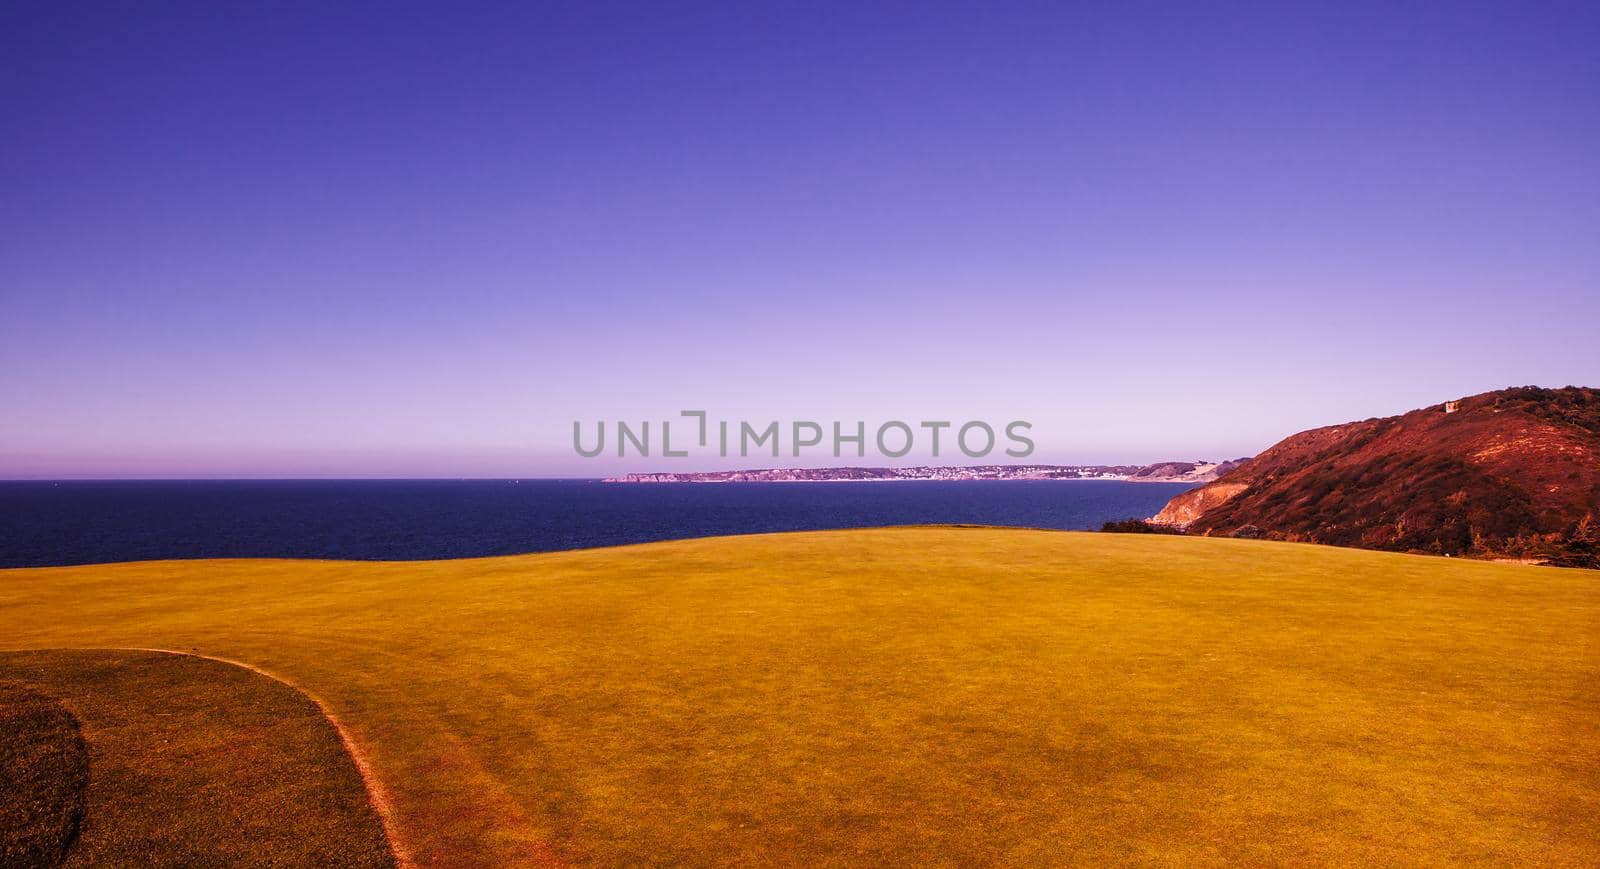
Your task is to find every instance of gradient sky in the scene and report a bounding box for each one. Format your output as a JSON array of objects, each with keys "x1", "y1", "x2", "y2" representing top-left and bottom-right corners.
[{"x1": 3, "y1": 2, "x2": 1597, "y2": 478}]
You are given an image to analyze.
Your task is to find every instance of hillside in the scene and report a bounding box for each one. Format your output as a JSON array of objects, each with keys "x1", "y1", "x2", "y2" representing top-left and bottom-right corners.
[
  {"x1": 2, "y1": 529, "x2": 1597, "y2": 864},
  {"x1": 1153, "y1": 386, "x2": 1600, "y2": 566}
]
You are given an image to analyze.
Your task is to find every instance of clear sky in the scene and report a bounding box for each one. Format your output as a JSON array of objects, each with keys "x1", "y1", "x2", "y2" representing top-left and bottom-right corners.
[{"x1": 3, "y1": 2, "x2": 1597, "y2": 478}]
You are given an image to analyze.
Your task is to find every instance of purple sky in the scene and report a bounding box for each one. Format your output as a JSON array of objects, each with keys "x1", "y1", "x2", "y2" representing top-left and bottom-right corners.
[{"x1": 3, "y1": 2, "x2": 1597, "y2": 478}]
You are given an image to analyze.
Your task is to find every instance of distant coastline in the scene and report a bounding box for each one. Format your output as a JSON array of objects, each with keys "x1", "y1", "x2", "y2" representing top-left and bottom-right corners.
[{"x1": 605, "y1": 460, "x2": 1247, "y2": 485}]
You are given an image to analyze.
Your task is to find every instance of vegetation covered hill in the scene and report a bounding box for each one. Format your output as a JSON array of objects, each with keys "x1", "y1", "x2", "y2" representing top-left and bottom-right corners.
[
  {"x1": 1154, "y1": 386, "x2": 1600, "y2": 565},
  {"x1": 2, "y1": 528, "x2": 1596, "y2": 864}
]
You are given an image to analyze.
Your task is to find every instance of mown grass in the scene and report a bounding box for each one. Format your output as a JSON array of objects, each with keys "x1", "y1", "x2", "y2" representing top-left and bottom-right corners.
[
  {"x1": 1, "y1": 528, "x2": 1597, "y2": 864},
  {"x1": 0, "y1": 680, "x2": 87, "y2": 866},
  {"x1": 0, "y1": 650, "x2": 393, "y2": 866}
]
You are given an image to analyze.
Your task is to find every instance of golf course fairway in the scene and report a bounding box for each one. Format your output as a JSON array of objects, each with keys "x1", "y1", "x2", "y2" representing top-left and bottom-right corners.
[{"x1": 2, "y1": 527, "x2": 1597, "y2": 865}]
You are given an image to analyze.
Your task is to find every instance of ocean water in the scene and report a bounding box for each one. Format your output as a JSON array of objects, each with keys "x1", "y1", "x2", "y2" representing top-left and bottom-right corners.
[{"x1": 0, "y1": 479, "x2": 1196, "y2": 568}]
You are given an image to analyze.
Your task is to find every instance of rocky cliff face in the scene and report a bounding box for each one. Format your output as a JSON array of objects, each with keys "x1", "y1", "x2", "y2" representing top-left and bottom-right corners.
[
  {"x1": 1151, "y1": 482, "x2": 1249, "y2": 526},
  {"x1": 1151, "y1": 386, "x2": 1600, "y2": 567},
  {"x1": 1130, "y1": 459, "x2": 1250, "y2": 484}
]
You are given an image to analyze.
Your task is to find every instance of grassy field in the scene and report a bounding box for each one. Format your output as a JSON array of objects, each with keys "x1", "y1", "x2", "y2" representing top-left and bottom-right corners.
[{"x1": 2, "y1": 528, "x2": 1597, "y2": 865}]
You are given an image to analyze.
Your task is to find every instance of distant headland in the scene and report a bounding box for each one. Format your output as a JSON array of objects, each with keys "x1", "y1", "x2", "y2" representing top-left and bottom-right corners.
[{"x1": 604, "y1": 459, "x2": 1248, "y2": 484}]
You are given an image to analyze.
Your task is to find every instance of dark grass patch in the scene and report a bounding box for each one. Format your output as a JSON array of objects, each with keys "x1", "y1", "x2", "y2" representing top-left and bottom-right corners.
[{"x1": 0, "y1": 682, "x2": 88, "y2": 867}]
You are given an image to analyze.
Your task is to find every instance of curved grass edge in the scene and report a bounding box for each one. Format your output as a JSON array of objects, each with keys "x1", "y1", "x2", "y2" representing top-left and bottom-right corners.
[
  {"x1": 1, "y1": 648, "x2": 413, "y2": 868},
  {"x1": 124, "y1": 648, "x2": 415, "y2": 868}
]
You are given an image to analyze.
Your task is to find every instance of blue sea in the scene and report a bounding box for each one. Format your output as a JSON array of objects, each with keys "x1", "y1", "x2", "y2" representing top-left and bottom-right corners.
[{"x1": 0, "y1": 479, "x2": 1196, "y2": 568}]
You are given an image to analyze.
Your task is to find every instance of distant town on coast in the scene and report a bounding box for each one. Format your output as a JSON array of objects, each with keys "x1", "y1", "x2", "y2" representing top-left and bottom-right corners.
[{"x1": 605, "y1": 459, "x2": 1247, "y2": 484}]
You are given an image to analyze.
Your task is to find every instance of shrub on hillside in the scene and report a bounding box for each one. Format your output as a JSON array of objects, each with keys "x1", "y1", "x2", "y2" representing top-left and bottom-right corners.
[{"x1": 1101, "y1": 519, "x2": 1184, "y2": 535}]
